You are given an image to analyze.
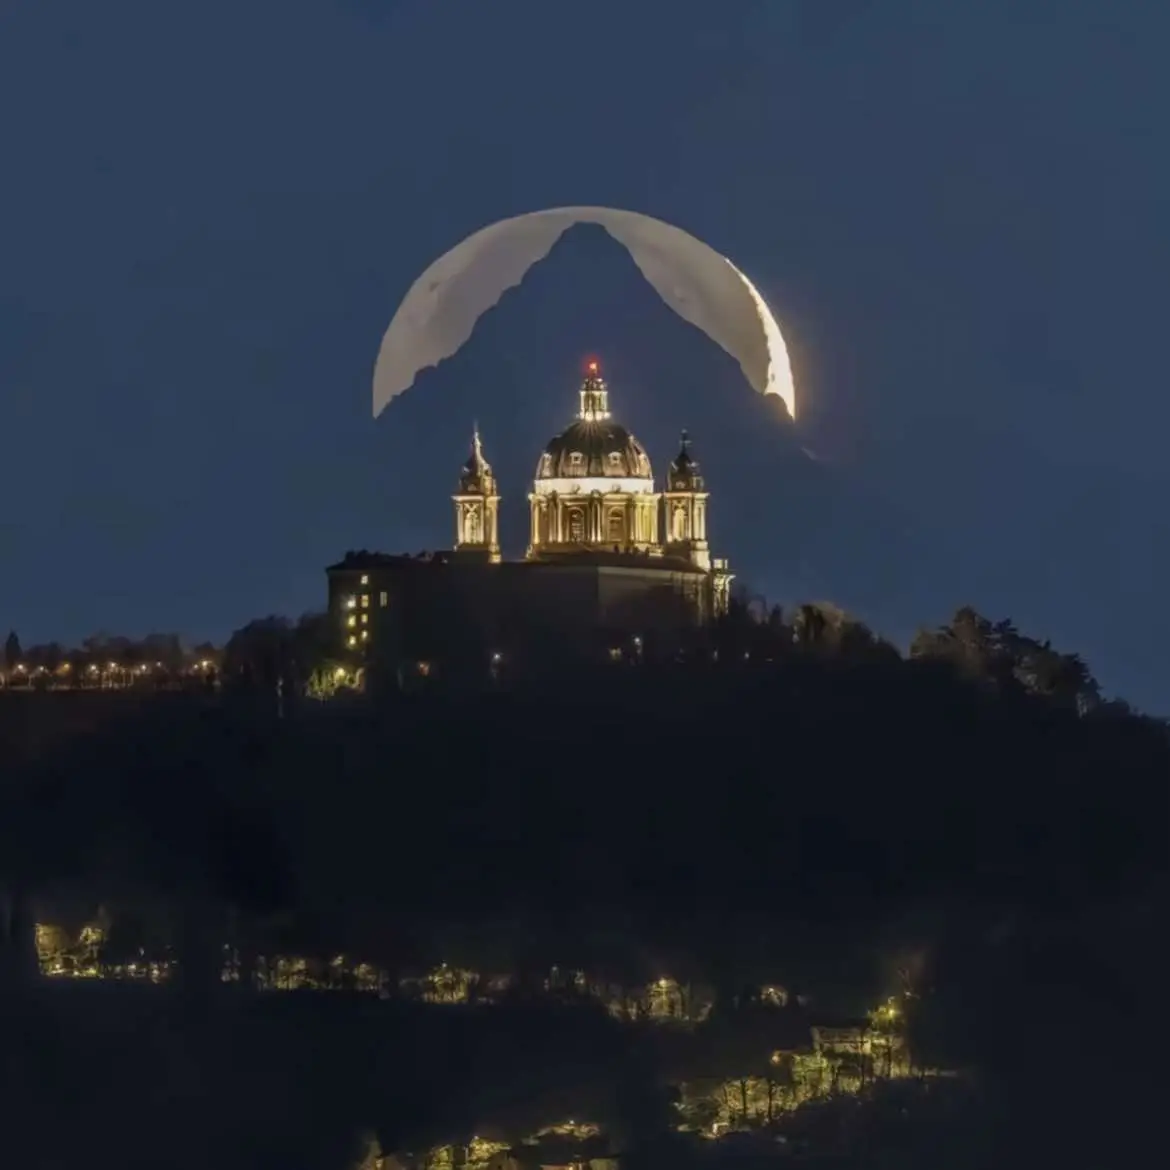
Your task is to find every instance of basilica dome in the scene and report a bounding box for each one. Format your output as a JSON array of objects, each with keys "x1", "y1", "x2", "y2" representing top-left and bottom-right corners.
[
  {"x1": 534, "y1": 364, "x2": 653, "y2": 483},
  {"x1": 537, "y1": 420, "x2": 652, "y2": 481}
]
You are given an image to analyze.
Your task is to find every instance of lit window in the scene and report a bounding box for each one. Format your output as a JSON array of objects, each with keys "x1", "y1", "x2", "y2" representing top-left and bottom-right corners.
[
  {"x1": 360, "y1": 614, "x2": 368, "y2": 625},
  {"x1": 360, "y1": 594, "x2": 369, "y2": 608},
  {"x1": 379, "y1": 591, "x2": 388, "y2": 607},
  {"x1": 346, "y1": 615, "x2": 356, "y2": 629},
  {"x1": 345, "y1": 597, "x2": 356, "y2": 610},
  {"x1": 417, "y1": 661, "x2": 431, "y2": 677},
  {"x1": 360, "y1": 574, "x2": 369, "y2": 585},
  {"x1": 360, "y1": 630, "x2": 369, "y2": 641},
  {"x1": 347, "y1": 635, "x2": 357, "y2": 648}
]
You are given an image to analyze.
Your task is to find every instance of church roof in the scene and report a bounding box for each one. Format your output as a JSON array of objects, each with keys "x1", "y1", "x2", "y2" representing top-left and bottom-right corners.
[
  {"x1": 537, "y1": 419, "x2": 652, "y2": 480},
  {"x1": 327, "y1": 549, "x2": 709, "y2": 577}
]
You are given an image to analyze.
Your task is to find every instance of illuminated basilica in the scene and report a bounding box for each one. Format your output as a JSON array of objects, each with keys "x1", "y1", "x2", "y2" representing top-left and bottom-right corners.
[{"x1": 328, "y1": 362, "x2": 733, "y2": 675}]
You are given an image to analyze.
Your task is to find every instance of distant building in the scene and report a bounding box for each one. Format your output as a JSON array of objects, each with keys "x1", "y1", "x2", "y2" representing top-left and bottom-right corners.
[{"x1": 326, "y1": 362, "x2": 733, "y2": 680}]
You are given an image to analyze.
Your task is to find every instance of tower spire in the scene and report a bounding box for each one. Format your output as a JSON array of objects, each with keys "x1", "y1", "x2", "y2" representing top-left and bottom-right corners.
[
  {"x1": 454, "y1": 423, "x2": 501, "y2": 563},
  {"x1": 670, "y1": 428, "x2": 702, "y2": 487}
]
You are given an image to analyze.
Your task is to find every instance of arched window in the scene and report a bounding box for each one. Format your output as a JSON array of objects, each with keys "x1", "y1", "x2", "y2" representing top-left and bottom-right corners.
[
  {"x1": 464, "y1": 503, "x2": 482, "y2": 544},
  {"x1": 672, "y1": 503, "x2": 688, "y2": 541},
  {"x1": 567, "y1": 507, "x2": 585, "y2": 542},
  {"x1": 607, "y1": 508, "x2": 625, "y2": 543}
]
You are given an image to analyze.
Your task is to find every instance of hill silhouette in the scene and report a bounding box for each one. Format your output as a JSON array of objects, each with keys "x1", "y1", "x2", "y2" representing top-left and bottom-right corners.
[{"x1": 2, "y1": 599, "x2": 1165, "y2": 1168}]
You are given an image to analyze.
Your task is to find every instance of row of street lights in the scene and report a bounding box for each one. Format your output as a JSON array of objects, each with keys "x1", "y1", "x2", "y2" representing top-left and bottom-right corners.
[{"x1": 0, "y1": 659, "x2": 217, "y2": 688}]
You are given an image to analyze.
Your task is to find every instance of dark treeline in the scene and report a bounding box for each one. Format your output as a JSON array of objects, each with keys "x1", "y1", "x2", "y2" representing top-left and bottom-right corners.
[{"x1": 0, "y1": 603, "x2": 1165, "y2": 1168}]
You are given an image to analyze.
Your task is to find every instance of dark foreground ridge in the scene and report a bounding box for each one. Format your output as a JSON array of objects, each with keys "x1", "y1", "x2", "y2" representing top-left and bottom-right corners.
[{"x1": 0, "y1": 605, "x2": 1164, "y2": 1169}]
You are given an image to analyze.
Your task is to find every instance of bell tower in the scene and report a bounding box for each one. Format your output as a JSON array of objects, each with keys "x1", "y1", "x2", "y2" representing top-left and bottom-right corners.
[
  {"x1": 662, "y1": 430, "x2": 710, "y2": 570},
  {"x1": 453, "y1": 426, "x2": 501, "y2": 563}
]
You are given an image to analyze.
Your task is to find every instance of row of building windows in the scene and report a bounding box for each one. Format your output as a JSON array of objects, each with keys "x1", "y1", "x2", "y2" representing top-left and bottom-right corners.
[
  {"x1": 342, "y1": 583, "x2": 389, "y2": 649},
  {"x1": 345, "y1": 592, "x2": 389, "y2": 611}
]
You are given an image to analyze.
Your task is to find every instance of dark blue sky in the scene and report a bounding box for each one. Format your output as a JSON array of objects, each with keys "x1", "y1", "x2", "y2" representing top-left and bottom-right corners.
[{"x1": 1, "y1": 0, "x2": 1166, "y2": 708}]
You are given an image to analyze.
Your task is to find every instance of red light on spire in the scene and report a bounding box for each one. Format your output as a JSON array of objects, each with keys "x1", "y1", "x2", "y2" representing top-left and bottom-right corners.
[{"x1": 585, "y1": 357, "x2": 600, "y2": 376}]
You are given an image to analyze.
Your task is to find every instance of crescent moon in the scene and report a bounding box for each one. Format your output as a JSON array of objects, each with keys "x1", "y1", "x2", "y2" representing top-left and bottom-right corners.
[{"x1": 373, "y1": 206, "x2": 797, "y2": 422}]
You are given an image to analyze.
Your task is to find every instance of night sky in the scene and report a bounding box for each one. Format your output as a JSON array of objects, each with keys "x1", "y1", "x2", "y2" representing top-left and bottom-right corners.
[{"x1": 2, "y1": 0, "x2": 1166, "y2": 708}]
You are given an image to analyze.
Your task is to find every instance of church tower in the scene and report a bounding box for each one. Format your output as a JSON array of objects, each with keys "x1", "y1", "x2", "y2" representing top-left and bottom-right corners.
[
  {"x1": 453, "y1": 426, "x2": 501, "y2": 563},
  {"x1": 662, "y1": 430, "x2": 711, "y2": 570}
]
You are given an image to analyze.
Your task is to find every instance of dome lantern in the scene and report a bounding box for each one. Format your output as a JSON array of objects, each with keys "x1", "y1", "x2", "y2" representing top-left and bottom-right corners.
[{"x1": 578, "y1": 359, "x2": 611, "y2": 422}]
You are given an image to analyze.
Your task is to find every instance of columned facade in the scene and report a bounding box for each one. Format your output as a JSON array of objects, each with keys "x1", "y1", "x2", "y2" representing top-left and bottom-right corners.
[{"x1": 529, "y1": 479, "x2": 661, "y2": 555}]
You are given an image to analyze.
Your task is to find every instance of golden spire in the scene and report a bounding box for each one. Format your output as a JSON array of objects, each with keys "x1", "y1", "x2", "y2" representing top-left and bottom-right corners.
[{"x1": 459, "y1": 423, "x2": 495, "y2": 493}]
